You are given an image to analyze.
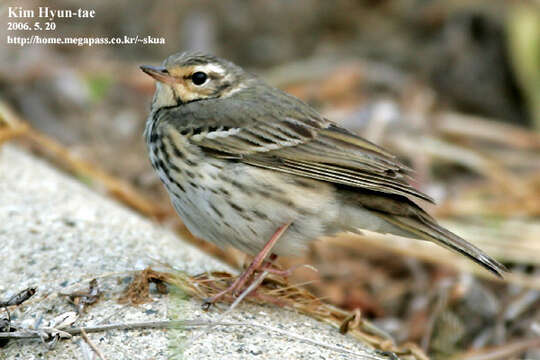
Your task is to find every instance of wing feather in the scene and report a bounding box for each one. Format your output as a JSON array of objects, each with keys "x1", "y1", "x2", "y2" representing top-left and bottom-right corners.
[{"x1": 158, "y1": 84, "x2": 433, "y2": 203}]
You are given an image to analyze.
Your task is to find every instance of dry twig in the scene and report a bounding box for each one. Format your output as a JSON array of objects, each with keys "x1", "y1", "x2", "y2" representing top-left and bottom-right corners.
[{"x1": 80, "y1": 327, "x2": 107, "y2": 360}]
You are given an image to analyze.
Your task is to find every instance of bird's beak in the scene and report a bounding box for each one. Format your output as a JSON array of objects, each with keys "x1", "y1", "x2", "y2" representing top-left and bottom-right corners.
[{"x1": 140, "y1": 65, "x2": 176, "y2": 85}]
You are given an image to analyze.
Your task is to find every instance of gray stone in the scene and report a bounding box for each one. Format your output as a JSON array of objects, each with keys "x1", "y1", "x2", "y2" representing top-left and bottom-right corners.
[{"x1": 0, "y1": 145, "x2": 387, "y2": 360}]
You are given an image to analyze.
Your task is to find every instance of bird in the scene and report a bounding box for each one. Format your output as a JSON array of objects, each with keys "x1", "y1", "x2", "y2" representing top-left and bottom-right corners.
[{"x1": 140, "y1": 51, "x2": 506, "y2": 305}]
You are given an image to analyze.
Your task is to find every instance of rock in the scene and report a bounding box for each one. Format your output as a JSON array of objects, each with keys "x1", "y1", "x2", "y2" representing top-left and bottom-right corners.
[{"x1": 0, "y1": 145, "x2": 388, "y2": 360}]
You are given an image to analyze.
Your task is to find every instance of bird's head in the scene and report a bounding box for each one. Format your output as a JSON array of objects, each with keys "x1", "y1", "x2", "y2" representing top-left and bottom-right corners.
[{"x1": 140, "y1": 51, "x2": 253, "y2": 109}]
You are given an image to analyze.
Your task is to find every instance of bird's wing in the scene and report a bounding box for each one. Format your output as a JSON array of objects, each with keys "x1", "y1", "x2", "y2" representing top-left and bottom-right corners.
[
  {"x1": 159, "y1": 86, "x2": 433, "y2": 203},
  {"x1": 239, "y1": 124, "x2": 434, "y2": 202}
]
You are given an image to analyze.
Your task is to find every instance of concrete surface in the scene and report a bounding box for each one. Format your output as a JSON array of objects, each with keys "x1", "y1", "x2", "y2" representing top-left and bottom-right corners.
[{"x1": 0, "y1": 145, "x2": 389, "y2": 360}]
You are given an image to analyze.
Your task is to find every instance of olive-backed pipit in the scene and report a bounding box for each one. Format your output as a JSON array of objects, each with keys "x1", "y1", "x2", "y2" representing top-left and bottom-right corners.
[{"x1": 140, "y1": 52, "x2": 506, "y2": 305}]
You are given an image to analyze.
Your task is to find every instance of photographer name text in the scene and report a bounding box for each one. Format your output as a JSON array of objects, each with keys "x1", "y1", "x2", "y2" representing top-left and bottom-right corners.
[{"x1": 8, "y1": 6, "x2": 95, "y2": 21}]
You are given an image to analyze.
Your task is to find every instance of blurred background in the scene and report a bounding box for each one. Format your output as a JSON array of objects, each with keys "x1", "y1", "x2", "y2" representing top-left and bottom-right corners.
[{"x1": 1, "y1": 0, "x2": 539, "y2": 358}]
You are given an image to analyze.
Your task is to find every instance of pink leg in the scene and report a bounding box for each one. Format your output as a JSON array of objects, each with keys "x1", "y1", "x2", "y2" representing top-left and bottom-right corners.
[
  {"x1": 260, "y1": 263, "x2": 293, "y2": 277},
  {"x1": 202, "y1": 222, "x2": 291, "y2": 309},
  {"x1": 260, "y1": 260, "x2": 314, "y2": 277}
]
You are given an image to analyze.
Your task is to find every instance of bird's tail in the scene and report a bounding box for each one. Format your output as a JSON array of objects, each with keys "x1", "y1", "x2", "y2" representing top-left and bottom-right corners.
[{"x1": 377, "y1": 212, "x2": 507, "y2": 277}]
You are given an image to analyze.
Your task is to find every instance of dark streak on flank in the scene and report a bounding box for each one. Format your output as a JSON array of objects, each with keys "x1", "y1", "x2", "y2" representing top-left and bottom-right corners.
[
  {"x1": 169, "y1": 163, "x2": 182, "y2": 173},
  {"x1": 247, "y1": 225, "x2": 257, "y2": 236},
  {"x1": 240, "y1": 213, "x2": 253, "y2": 222},
  {"x1": 210, "y1": 203, "x2": 224, "y2": 218},
  {"x1": 264, "y1": 183, "x2": 284, "y2": 194},
  {"x1": 292, "y1": 178, "x2": 316, "y2": 189},
  {"x1": 255, "y1": 189, "x2": 271, "y2": 198},
  {"x1": 173, "y1": 179, "x2": 186, "y2": 192},
  {"x1": 252, "y1": 210, "x2": 269, "y2": 220},
  {"x1": 228, "y1": 201, "x2": 244, "y2": 213},
  {"x1": 228, "y1": 177, "x2": 252, "y2": 195},
  {"x1": 156, "y1": 158, "x2": 165, "y2": 170},
  {"x1": 271, "y1": 196, "x2": 295, "y2": 208},
  {"x1": 167, "y1": 135, "x2": 186, "y2": 158},
  {"x1": 159, "y1": 141, "x2": 170, "y2": 164},
  {"x1": 154, "y1": 153, "x2": 186, "y2": 193},
  {"x1": 296, "y1": 207, "x2": 311, "y2": 216},
  {"x1": 210, "y1": 163, "x2": 224, "y2": 170}
]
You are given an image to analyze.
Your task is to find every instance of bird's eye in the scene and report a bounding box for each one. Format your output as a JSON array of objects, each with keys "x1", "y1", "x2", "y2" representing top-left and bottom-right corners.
[{"x1": 191, "y1": 71, "x2": 208, "y2": 85}]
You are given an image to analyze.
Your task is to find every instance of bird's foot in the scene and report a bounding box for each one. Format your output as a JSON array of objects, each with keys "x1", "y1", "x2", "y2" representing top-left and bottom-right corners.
[{"x1": 201, "y1": 222, "x2": 291, "y2": 310}]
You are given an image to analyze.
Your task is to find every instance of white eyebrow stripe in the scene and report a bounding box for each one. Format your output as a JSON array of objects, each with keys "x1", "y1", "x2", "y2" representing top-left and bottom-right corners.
[{"x1": 194, "y1": 63, "x2": 226, "y2": 75}]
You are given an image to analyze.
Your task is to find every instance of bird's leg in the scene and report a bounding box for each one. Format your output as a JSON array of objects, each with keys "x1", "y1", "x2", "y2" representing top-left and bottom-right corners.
[
  {"x1": 259, "y1": 263, "x2": 294, "y2": 277},
  {"x1": 202, "y1": 222, "x2": 291, "y2": 308},
  {"x1": 260, "y1": 257, "x2": 317, "y2": 277}
]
